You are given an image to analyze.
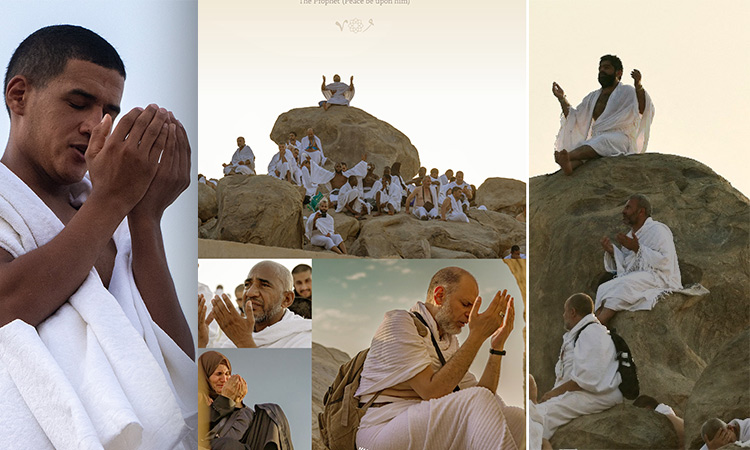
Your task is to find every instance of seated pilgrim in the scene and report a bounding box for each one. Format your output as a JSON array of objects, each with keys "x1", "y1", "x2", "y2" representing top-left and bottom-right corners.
[
  {"x1": 321, "y1": 74, "x2": 354, "y2": 111},
  {"x1": 223, "y1": 136, "x2": 256, "y2": 175},
  {"x1": 305, "y1": 198, "x2": 347, "y2": 254}
]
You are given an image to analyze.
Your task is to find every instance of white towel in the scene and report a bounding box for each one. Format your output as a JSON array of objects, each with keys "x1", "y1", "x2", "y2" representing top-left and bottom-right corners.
[{"x1": 0, "y1": 164, "x2": 196, "y2": 450}]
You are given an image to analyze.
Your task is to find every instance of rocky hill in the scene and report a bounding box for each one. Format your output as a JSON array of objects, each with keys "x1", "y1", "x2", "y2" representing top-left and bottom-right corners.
[
  {"x1": 529, "y1": 153, "x2": 749, "y2": 448},
  {"x1": 311, "y1": 343, "x2": 352, "y2": 450}
]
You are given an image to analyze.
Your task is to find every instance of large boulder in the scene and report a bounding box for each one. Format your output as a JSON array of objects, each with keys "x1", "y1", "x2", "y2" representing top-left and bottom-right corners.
[
  {"x1": 530, "y1": 154, "x2": 749, "y2": 411},
  {"x1": 551, "y1": 404, "x2": 679, "y2": 449},
  {"x1": 475, "y1": 177, "x2": 526, "y2": 215},
  {"x1": 684, "y1": 329, "x2": 750, "y2": 449},
  {"x1": 270, "y1": 106, "x2": 420, "y2": 177},
  {"x1": 214, "y1": 175, "x2": 304, "y2": 248},
  {"x1": 312, "y1": 343, "x2": 352, "y2": 450},
  {"x1": 198, "y1": 182, "x2": 218, "y2": 222},
  {"x1": 348, "y1": 212, "x2": 519, "y2": 259}
]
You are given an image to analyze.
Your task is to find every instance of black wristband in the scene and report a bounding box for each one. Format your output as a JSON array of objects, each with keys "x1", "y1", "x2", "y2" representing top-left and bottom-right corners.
[{"x1": 489, "y1": 349, "x2": 506, "y2": 356}]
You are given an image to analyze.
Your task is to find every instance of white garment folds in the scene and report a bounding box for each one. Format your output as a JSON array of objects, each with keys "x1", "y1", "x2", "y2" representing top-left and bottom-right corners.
[
  {"x1": 251, "y1": 309, "x2": 311, "y2": 348},
  {"x1": 534, "y1": 314, "x2": 622, "y2": 440},
  {"x1": 305, "y1": 212, "x2": 343, "y2": 250},
  {"x1": 596, "y1": 217, "x2": 682, "y2": 312},
  {"x1": 555, "y1": 82, "x2": 655, "y2": 157},
  {"x1": 0, "y1": 164, "x2": 196, "y2": 450},
  {"x1": 322, "y1": 81, "x2": 354, "y2": 105},
  {"x1": 445, "y1": 195, "x2": 469, "y2": 223},
  {"x1": 355, "y1": 302, "x2": 523, "y2": 450}
]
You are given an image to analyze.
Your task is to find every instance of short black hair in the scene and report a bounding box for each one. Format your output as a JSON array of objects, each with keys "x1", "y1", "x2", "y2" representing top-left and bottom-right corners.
[
  {"x1": 5, "y1": 25, "x2": 126, "y2": 113},
  {"x1": 511, "y1": 245, "x2": 520, "y2": 252},
  {"x1": 633, "y1": 395, "x2": 659, "y2": 410},
  {"x1": 600, "y1": 54, "x2": 623, "y2": 72},
  {"x1": 292, "y1": 264, "x2": 311, "y2": 275}
]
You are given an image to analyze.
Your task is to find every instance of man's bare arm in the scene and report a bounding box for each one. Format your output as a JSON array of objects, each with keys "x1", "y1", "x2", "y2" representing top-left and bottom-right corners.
[
  {"x1": 404, "y1": 190, "x2": 417, "y2": 213},
  {"x1": 0, "y1": 108, "x2": 167, "y2": 327},
  {"x1": 631, "y1": 69, "x2": 646, "y2": 114},
  {"x1": 440, "y1": 198, "x2": 450, "y2": 220},
  {"x1": 540, "y1": 379, "x2": 582, "y2": 402},
  {"x1": 552, "y1": 82, "x2": 571, "y2": 118},
  {"x1": 407, "y1": 292, "x2": 507, "y2": 400},
  {"x1": 477, "y1": 296, "x2": 514, "y2": 393},
  {"x1": 127, "y1": 112, "x2": 194, "y2": 359}
]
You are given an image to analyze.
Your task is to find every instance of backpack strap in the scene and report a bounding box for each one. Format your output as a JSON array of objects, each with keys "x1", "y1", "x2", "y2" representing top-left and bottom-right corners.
[
  {"x1": 573, "y1": 321, "x2": 597, "y2": 345},
  {"x1": 412, "y1": 311, "x2": 460, "y2": 392}
]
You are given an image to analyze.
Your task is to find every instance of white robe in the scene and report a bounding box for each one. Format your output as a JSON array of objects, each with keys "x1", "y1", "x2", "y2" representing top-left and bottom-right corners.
[
  {"x1": 300, "y1": 135, "x2": 326, "y2": 166},
  {"x1": 596, "y1": 217, "x2": 682, "y2": 312},
  {"x1": 533, "y1": 314, "x2": 622, "y2": 440},
  {"x1": 356, "y1": 302, "x2": 524, "y2": 450},
  {"x1": 375, "y1": 182, "x2": 402, "y2": 212},
  {"x1": 0, "y1": 165, "x2": 196, "y2": 450},
  {"x1": 555, "y1": 82, "x2": 655, "y2": 157},
  {"x1": 252, "y1": 309, "x2": 312, "y2": 348},
  {"x1": 224, "y1": 145, "x2": 255, "y2": 175},
  {"x1": 322, "y1": 81, "x2": 354, "y2": 105},
  {"x1": 335, "y1": 182, "x2": 370, "y2": 215},
  {"x1": 267, "y1": 149, "x2": 296, "y2": 180},
  {"x1": 305, "y1": 212, "x2": 343, "y2": 250},
  {"x1": 444, "y1": 195, "x2": 469, "y2": 223}
]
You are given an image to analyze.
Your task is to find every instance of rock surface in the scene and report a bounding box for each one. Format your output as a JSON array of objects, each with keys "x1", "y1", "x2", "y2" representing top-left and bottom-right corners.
[
  {"x1": 214, "y1": 175, "x2": 305, "y2": 248},
  {"x1": 270, "y1": 106, "x2": 420, "y2": 178},
  {"x1": 684, "y1": 329, "x2": 750, "y2": 449},
  {"x1": 529, "y1": 154, "x2": 749, "y2": 444},
  {"x1": 551, "y1": 404, "x2": 679, "y2": 449},
  {"x1": 198, "y1": 182, "x2": 218, "y2": 222},
  {"x1": 475, "y1": 177, "x2": 526, "y2": 216},
  {"x1": 311, "y1": 343, "x2": 352, "y2": 450}
]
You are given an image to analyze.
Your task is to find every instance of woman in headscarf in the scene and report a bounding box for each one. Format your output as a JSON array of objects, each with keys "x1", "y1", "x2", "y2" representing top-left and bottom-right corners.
[{"x1": 198, "y1": 351, "x2": 295, "y2": 450}]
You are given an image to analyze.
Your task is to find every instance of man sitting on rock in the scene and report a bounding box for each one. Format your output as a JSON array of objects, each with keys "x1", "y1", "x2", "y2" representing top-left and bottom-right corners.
[
  {"x1": 335, "y1": 176, "x2": 370, "y2": 219},
  {"x1": 373, "y1": 174, "x2": 401, "y2": 216},
  {"x1": 439, "y1": 169, "x2": 454, "y2": 187},
  {"x1": 405, "y1": 166, "x2": 428, "y2": 193},
  {"x1": 700, "y1": 417, "x2": 750, "y2": 450},
  {"x1": 321, "y1": 74, "x2": 354, "y2": 111},
  {"x1": 443, "y1": 170, "x2": 475, "y2": 203},
  {"x1": 267, "y1": 143, "x2": 295, "y2": 183},
  {"x1": 532, "y1": 293, "x2": 622, "y2": 442},
  {"x1": 306, "y1": 198, "x2": 348, "y2": 254},
  {"x1": 405, "y1": 175, "x2": 440, "y2": 220},
  {"x1": 440, "y1": 186, "x2": 469, "y2": 223},
  {"x1": 503, "y1": 245, "x2": 526, "y2": 260},
  {"x1": 595, "y1": 194, "x2": 681, "y2": 327},
  {"x1": 300, "y1": 128, "x2": 326, "y2": 166},
  {"x1": 223, "y1": 136, "x2": 255, "y2": 175},
  {"x1": 553, "y1": 54, "x2": 654, "y2": 175},
  {"x1": 286, "y1": 131, "x2": 302, "y2": 153},
  {"x1": 198, "y1": 261, "x2": 312, "y2": 348},
  {"x1": 355, "y1": 267, "x2": 524, "y2": 449}
]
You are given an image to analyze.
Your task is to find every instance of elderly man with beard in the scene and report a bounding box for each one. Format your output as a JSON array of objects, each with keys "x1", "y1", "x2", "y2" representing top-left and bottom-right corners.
[
  {"x1": 553, "y1": 54, "x2": 655, "y2": 175},
  {"x1": 198, "y1": 261, "x2": 312, "y2": 348},
  {"x1": 354, "y1": 267, "x2": 525, "y2": 450},
  {"x1": 595, "y1": 194, "x2": 681, "y2": 327}
]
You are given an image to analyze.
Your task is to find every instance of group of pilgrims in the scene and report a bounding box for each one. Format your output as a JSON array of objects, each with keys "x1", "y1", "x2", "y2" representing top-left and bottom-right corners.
[{"x1": 200, "y1": 129, "x2": 484, "y2": 254}]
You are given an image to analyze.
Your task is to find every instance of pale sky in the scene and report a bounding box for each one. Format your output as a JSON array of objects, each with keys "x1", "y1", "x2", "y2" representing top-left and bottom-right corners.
[
  {"x1": 530, "y1": 0, "x2": 750, "y2": 196},
  {"x1": 0, "y1": 2, "x2": 200, "y2": 346},
  {"x1": 199, "y1": 258, "x2": 311, "y2": 299},
  {"x1": 198, "y1": 0, "x2": 527, "y2": 187},
  {"x1": 313, "y1": 259, "x2": 527, "y2": 407}
]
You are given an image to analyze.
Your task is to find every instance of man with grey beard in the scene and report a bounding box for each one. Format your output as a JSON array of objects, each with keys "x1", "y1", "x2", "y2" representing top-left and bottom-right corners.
[
  {"x1": 198, "y1": 260, "x2": 312, "y2": 348},
  {"x1": 354, "y1": 267, "x2": 525, "y2": 450}
]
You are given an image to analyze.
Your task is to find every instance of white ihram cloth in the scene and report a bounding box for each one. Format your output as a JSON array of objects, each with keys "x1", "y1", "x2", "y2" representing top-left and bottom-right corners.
[
  {"x1": 300, "y1": 135, "x2": 326, "y2": 166},
  {"x1": 223, "y1": 145, "x2": 255, "y2": 175},
  {"x1": 322, "y1": 81, "x2": 354, "y2": 105},
  {"x1": 699, "y1": 418, "x2": 750, "y2": 450},
  {"x1": 534, "y1": 314, "x2": 622, "y2": 440},
  {"x1": 595, "y1": 217, "x2": 682, "y2": 312},
  {"x1": 555, "y1": 82, "x2": 655, "y2": 157},
  {"x1": 444, "y1": 195, "x2": 469, "y2": 223},
  {"x1": 252, "y1": 309, "x2": 311, "y2": 348},
  {"x1": 410, "y1": 184, "x2": 439, "y2": 220},
  {"x1": 267, "y1": 149, "x2": 296, "y2": 180},
  {"x1": 0, "y1": 165, "x2": 196, "y2": 450},
  {"x1": 374, "y1": 181, "x2": 402, "y2": 212},
  {"x1": 335, "y1": 182, "x2": 371, "y2": 214},
  {"x1": 655, "y1": 403, "x2": 676, "y2": 416},
  {"x1": 305, "y1": 212, "x2": 343, "y2": 250},
  {"x1": 355, "y1": 302, "x2": 524, "y2": 450}
]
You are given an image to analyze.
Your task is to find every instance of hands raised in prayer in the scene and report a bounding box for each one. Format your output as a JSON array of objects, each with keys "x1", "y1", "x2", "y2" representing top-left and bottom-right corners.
[
  {"x1": 631, "y1": 69, "x2": 642, "y2": 88},
  {"x1": 468, "y1": 289, "x2": 513, "y2": 343},
  {"x1": 600, "y1": 236, "x2": 614, "y2": 255},
  {"x1": 212, "y1": 293, "x2": 257, "y2": 348},
  {"x1": 490, "y1": 296, "x2": 515, "y2": 351},
  {"x1": 350, "y1": 75, "x2": 354, "y2": 83},
  {"x1": 616, "y1": 232, "x2": 640, "y2": 253},
  {"x1": 322, "y1": 75, "x2": 326, "y2": 82},
  {"x1": 198, "y1": 294, "x2": 210, "y2": 348},
  {"x1": 221, "y1": 374, "x2": 247, "y2": 404},
  {"x1": 552, "y1": 82, "x2": 565, "y2": 100}
]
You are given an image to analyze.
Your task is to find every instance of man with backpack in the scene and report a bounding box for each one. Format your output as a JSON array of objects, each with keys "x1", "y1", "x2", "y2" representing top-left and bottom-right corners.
[
  {"x1": 350, "y1": 267, "x2": 525, "y2": 449},
  {"x1": 533, "y1": 293, "x2": 623, "y2": 442}
]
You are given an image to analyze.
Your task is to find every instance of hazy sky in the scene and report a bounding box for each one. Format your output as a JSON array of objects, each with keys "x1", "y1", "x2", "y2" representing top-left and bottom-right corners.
[
  {"x1": 199, "y1": 258, "x2": 311, "y2": 299},
  {"x1": 313, "y1": 259, "x2": 527, "y2": 407},
  {"x1": 0, "y1": 1, "x2": 200, "y2": 348},
  {"x1": 530, "y1": 0, "x2": 750, "y2": 196},
  {"x1": 198, "y1": 0, "x2": 527, "y2": 186},
  {"x1": 199, "y1": 348, "x2": 311, "y2": 450}
]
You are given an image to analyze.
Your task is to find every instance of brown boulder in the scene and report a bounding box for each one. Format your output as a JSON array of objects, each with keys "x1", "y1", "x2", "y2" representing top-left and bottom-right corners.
[
  {"x1": 312, "y1": 342, "x2": 352, "y2": 450},
  {"x1": 475, "y1": 177, "x2": 526, "y2": 215},
  {"x1": 214, "y1": 175, "x2": 304, "y2": 248},
  {"x1": 270, "y1": 106, "x2": 420, "y2": 178},
  {"x1": 198, "y1": 182, "x2": 218, "y2": 222}
]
